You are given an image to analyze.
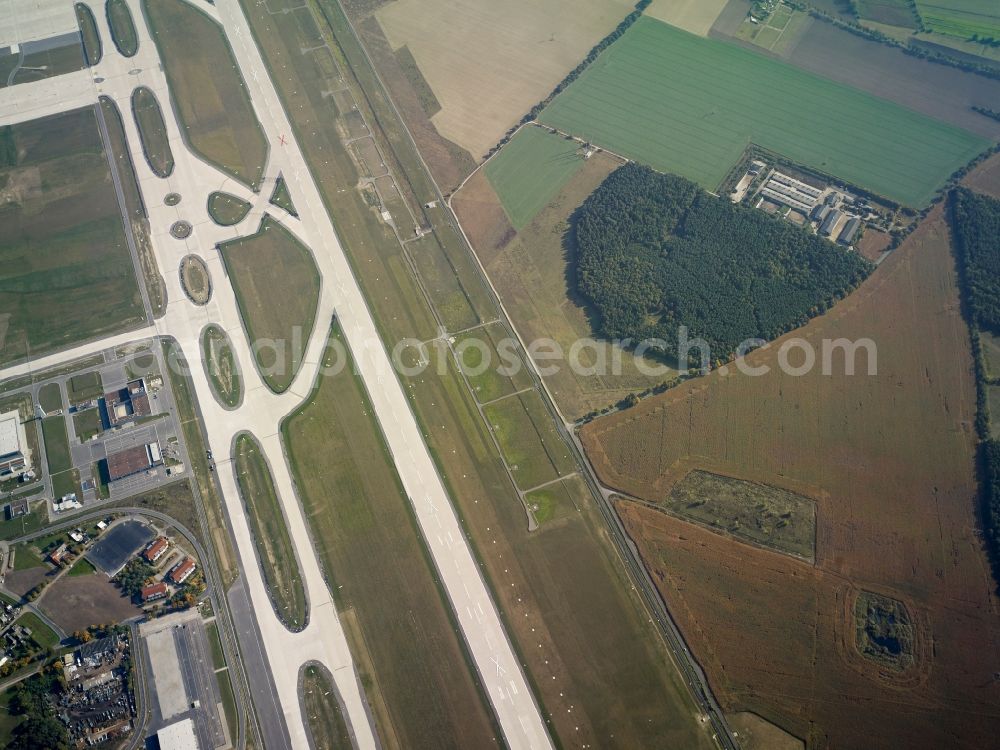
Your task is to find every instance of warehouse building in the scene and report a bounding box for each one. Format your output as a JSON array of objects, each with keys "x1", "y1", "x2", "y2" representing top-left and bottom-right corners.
[
  {"x1": 101, "y1": 379, "x2": 152, "y2": 428},
  {"x1": 821, "y1": 209, "x2": 843, "y2": 237},
  {"x1": 838, "y1": 217, "x2": 862, "y2": 246},
  {"x1": 0, "y1": 411, "x2": 30, "y2": 478},
  {"x1": 104, "y1": 441, "x2": 163, "y2": 482}
]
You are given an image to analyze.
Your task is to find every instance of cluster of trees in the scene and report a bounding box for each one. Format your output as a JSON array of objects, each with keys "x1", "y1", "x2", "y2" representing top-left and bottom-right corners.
[
  {"x1": 574, "y1": 164, "x2": 872, "y2": 365},
  {"x1": 114, "y1": 559, "x2": 155, "y2": 599},
  {"x1": 973, "y1": 105, "x2": 1000, "y2": 123},
  {"x1": 483, "y1": 0, "x2": 651, "y2": 159},
  {"x1": 951, "y1": 188, "x2": 1000, "y2": 331},
  {"x1": 982, "y1": 441, "x2": 1000, "y2": 583},
  {"x1": 7, "y1": 668, "x2": 69, "y2": 750}
]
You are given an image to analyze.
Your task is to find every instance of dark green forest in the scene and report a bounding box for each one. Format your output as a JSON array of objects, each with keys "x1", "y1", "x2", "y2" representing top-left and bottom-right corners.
[
  {"x1": 574, "y1": 163, "x2": 872, "y2": 364},
  {"x1": 952, "y1": 188, "x2": 1000, "y2": 332}
]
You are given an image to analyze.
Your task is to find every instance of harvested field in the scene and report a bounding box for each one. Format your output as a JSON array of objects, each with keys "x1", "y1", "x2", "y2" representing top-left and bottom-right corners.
[
  {"x1": 282, "y1": 324, "x2": 499, "y2": 748},
  {"x1": 856, "y1": 228, "x2": 892, "y2": 261},
  {"x1": 541, "y1": 17, "x2": 991, "y2": 205},
  {"x1": 144, "y1": 0, "x2": 267, "y2": 189},
  {"x1": 784, "y1": 17, "x2": 1000, "y2": 141},
  {"x1": 963, "y1": 151, "x2": 1000, "y2": 199},
  {"x1": 0, "y1": 107, "x2": 145, "y2": 365},
  {"x1": 375, "y1": 0, "x2": 633, "y2": 158},
  {"x1": 484, "y1": 125, "x2": 586, "y2": 229},
  {"x1": 218, "y1": 217, "x2": 319, "y2": 393},
  {"x1": 646, "y1": 0, "x2": 729, "y2": 35},
  {"x1": 454, "y1": 150, "x2": 676, "y2": 420},
  {"x1": 41, "y1": 574, "x2": 143, "y2": 632},
  {"x1": 583, "y1": 207, "x2": 1000, "y2": 748},
  {"x1": 858, "y1": 0, "x2": 919, "y2": 27},
  {"x1": 131, "y1": 87, "x2": 173, "y2": 178},
  {"x1": 726, "y1": 712, "x2": 804, "y2": 750}
]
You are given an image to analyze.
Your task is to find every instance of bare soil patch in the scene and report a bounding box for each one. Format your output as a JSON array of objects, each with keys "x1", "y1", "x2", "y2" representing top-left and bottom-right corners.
[
  {"x1": 450, "y1": 171, "x2": 514, "y2": 268},
  {"x1": 375, "y1": 0, "x2": 634, "y2": 158},
  {"x1": 963, "y1": 151, "x2": 1000, "y2": 199},
  {"x1": 180, "y1": 255, "x2": 211, "y2": 306},
  {"x1": 583, "y1": 207, "x2": 1000, "y2": 748},
  {"x1": 856, "y1": 227, "x2": 892, "y2": 261},
  {"x1": 41, "y1": 574, "x2": 142, "y2": 631}
]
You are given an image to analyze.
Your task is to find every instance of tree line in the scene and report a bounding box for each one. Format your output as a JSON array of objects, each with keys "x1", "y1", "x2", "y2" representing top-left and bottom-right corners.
[
  {"x1": 573, "y1": 163, "x2": 872, "y2": 366},
  {"x1": 951, "y1": 187, "x2": 1000, "y2": 586}
]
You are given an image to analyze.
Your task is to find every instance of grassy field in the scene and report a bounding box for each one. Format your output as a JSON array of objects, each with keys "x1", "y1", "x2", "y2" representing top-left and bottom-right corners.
[
  {"x1": 245, "y1": 3, "x2": 718, "y2": 746},
  {"x1": 68, "y1": 557, "x2": 97, "y2": 577},
  {"x1": 453, "y1": 151, "x2": 676, "y2": 419},
  {"x1": 453, "y1": 322, "x2": 533, "y2": 404},
  {"x1": 160, "y1": 341, "x2": 238, "y2": 586},
  {"x1": 76, "y1": 3, "x2": 103, "y2": 66},
  {"x1": 0, "y1": 499, "x2": 46, "y2": 541},
  {"x1": 15, "y1": 612, "x2": 60, "y2": 649},
  {"x1": 41, "y1": 416, "x2": 72, "y2": 476},
  {"x1": 131, "y1": 87, "x2": 173, "y2": 178},
  {"x1": 107, "y1": 0, "x2": 138, "y2": 56},
  {"x1": 301, "y1": 663, "x2": 353, "y2": 750},
  {"x1": 68, "y1": 372, "x2": 102, "y2": 403},
  {"x1": 484, "y1": 126, "x2": 586, "y2": 229},
  {"x1": 374, "y1": 0, "x2": 634, "y2": 157},
  {"x1": 269, "y1": 176, "x2": 296, "y2": 216},
  {"x1": 584, "y1": 207, "x2": 1000, "y2": 747},
  {"x1": 0, "y1": 107, "x2": 145, "y2": 365},
  {"x1": 201, "y1": 325, "x2": 241, "y2": 408},
  {"x1": 144, "y1": 0, "x2": 268, "y2": 189},
  {"x1": 218, "y1": 217, "x2": 320, "y2": 393},
  {"x1": 524, "y1": 474, "x2": 586, "y2": 526},
  {"x1": 0, "y1": 40, "x2": 84, "y2": 89},
  {"x1": 72, "y1": 408, "x2": 102, "y2": 442},
  {"x1": 858, "y1": 0, "x2": 920, "y2": 27},
  {"x1": 100, "y1": 96, "x2": 166, "y2": 317},
  {"x1": 282, "y1": 323, "x2": 499, "y2": 748},
  {"x1": 207, "y1": 192, "x2": 251, "y2": 226},
  {"x1": 483, "y1": 390, "x2": 576, "y2": 490},
  {"x1": 37, "y1": 383, "x2": 62, "y2": 413},
  {"x1": 233, "y1": 432, "x2": 306, "y2": 630},
  {"x1": 540, "y1": 17, "x2": 989, "y2": 206},
  {"x1": 180, "y1": 255, "x2": 210, "y2": 305},
  {"x1": 659, "y1": 470, "x2": 816, "y2": 560},
  {"x1": 916, "y1": 0, "x2": 1000, "y2": 38}
]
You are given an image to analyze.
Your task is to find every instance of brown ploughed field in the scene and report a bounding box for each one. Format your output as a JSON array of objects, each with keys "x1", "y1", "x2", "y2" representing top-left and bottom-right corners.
[{"x1": 581, "y1": 206, "x2": 1000, "y2": 748}]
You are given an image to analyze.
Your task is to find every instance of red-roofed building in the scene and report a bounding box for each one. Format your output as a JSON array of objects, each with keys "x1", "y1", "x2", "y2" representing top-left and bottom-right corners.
[
  {"x1": 143, "y1": 537, "x2": 168, "y2": 563},
  {"x1": 168, "y1": 557, "x2": 196, "y2": 585},
  {"x1": 141, "y1": 582, "x2": 168, "y2": 602}
]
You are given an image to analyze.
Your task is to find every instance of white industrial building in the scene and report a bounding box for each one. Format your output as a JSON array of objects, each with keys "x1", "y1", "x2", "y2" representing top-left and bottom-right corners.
[
  {"x1": 0, "y1": 410, "x2": 30, "y2": 478},
  {"x1": 157, "y1": 718, "x2": 199, "y2": 750}
]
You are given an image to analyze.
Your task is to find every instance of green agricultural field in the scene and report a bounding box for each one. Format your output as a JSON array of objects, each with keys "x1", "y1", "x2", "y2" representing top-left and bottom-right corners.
[
  {"x1": 233, "y1": 432, "x2": 306, "y2": 630},
  {"x1": 0, "y1": 108, "x2": 145, "y2": 365},
  {"x1": 539, "y1": 17, "x2": 989, "y2": 206},
  {"x1": 218, "y1": 217, "x2": 320, "y2": 393},
  {"x1": 485, "y1": 126, "x2": 586, "y2": 228},
  {"x1": 145, "y1": 0, "x2": 268, "y2": 189},
  {"x1": 131, "y1": 87, "x2": 174, "y2": 178},
  {"x1": 107, "y1": 0, "x2": 138, "y2": 56},
  {"x1": 916, "y1": 0, "x2": 1000, "y2": 39},
  {"x1": 201, "y1": 325, "x2": 242, "y2": 408},
  {"x1": 282, "y1": 324, "x2": 499, "y2": 748},
  {"x1": 483, "y1": 389, "x2": 576, "y2": 490},
  {"x1": 208, "y1": 192, "x2": 251, "y2": 226}
]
